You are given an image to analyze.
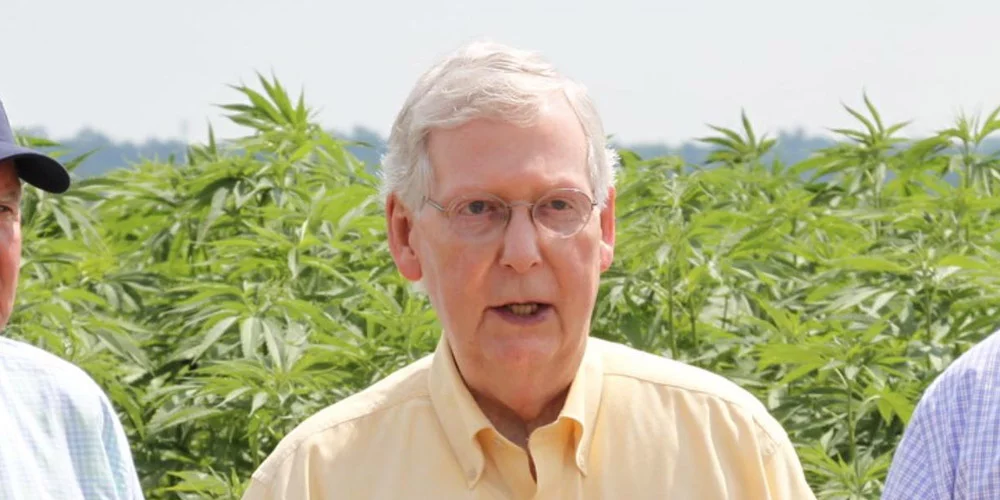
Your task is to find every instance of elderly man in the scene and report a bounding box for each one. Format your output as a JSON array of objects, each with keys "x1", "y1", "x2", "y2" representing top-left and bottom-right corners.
[
  {"x1": 882, "y1": 329, "x2": 1000, "y2": 499},
  {"x1": 243, "y1": 42, "x2": 815, "y2": 499},
  {"x1": 0, "y1": 97, "x2": 144, "y2": 499}
]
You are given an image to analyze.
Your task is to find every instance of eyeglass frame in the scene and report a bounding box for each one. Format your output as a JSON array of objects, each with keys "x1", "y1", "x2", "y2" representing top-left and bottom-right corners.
[{"x1": 421, "y1": 187, "x2": 599, "y2": 239}]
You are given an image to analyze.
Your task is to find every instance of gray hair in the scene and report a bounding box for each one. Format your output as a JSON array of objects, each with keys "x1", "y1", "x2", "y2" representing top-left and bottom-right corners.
[{"x1": 379, "y1": 41, "x2": 618, "y2": 211}]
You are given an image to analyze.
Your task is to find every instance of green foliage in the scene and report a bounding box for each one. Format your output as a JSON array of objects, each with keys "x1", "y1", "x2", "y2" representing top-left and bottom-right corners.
[{"x1": 9, "y1": 76, "x2": 1000, "y2": 499}]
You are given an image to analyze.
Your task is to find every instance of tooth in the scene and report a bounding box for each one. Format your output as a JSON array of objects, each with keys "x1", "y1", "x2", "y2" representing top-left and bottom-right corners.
[{"x1": 508, "y1": 303, "x2": 539, "y2": 316}]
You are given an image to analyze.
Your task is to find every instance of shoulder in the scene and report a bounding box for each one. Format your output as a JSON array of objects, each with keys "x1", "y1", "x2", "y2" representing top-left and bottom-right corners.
[
  {"x1": 1, "y1": 336, "x2": 96, "y2": 381},
  {"x1": 592, "y1": 337, "x2": 789, "y2": 451},
  {"x1": 248, "y1": 353, "x2": 435, "y2": 485},
  {"x1": 936, "y1": 329, "x2": 1000, "y2": 385},
  {"x1": 913, "y1": 329, "x2": 1000, "y2": 417},
  {"x1": 0, "y1": 336, "x2": 112, "y2": 416},
  {"x1": 594, "y1": 337, "x2": 776, "y2": 414},
  {"x1": 916, "y1": 330, "x2": 1000, "y2": 414}
]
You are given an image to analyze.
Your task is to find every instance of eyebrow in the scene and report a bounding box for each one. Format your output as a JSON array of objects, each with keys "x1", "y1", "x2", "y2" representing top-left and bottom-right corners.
[{"x1": 0, "y1": 192, "x2": 21, "y2": 203}]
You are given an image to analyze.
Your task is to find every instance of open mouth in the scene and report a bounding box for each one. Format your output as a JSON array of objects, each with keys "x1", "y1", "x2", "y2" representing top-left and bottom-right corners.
[{"x1": 492, "y1": 302, "x2": 552, "y2": 323}]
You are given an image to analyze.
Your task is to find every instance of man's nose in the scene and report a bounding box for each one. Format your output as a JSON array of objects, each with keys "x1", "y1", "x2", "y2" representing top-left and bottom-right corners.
[{"x1": 498, "y1": 207, "x2": 542, "y2": 273}]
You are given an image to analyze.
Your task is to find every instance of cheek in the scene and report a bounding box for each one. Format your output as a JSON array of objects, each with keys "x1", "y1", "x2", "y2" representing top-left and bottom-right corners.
[
  {"x1": 549, "y1": 232, "x2": 604, "y2": 299},
  {"x1": 564, "y1": 225, "x2": 604, "y2": 268},
  {"x1": 417, "y1": 233, "x2": 493, "y2": 307},
  {"x1": 0, "y1": 224, "x2": 22, "y2": 298},
  {"x1": 0, "y1": 223, "x2": 21, "y2": 260}
]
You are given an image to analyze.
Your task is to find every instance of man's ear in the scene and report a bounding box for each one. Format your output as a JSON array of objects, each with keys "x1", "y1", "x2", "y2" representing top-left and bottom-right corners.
[
  {"x1": 386, "y1": 194, "x2": 423, "y2": 282},
  {"x1": 599, "y1": 186, "x2": 615, "y2": 272}
]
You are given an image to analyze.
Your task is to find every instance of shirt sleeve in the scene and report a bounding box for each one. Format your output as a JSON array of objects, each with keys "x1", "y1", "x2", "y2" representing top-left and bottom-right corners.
[
  {"x1": 242, "y1": 478, "x2": 274, "y2": 500},
  {"x1": 763, "y1": 435, "x2": 818, "y2": 500},
  {"x1": 241, "y1": 452, "x2": 312, "y2": 500},
  {"x1": 98, "y1": 393, "x2": 146, "y2": 500}
]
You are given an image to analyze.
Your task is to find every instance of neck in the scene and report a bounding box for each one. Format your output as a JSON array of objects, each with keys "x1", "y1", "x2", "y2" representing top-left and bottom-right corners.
[{"x1": 472, "y1": 387, "x2": 569, "y2": 448}]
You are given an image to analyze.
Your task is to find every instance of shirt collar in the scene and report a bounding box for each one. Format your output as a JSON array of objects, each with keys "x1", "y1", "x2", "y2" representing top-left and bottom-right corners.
[
  {"x1": 558, "y1": 336, "x2": 604, "y2": 476},
  {"x1": 428, "y1": 333, "x2": 604, "y2": 488}
]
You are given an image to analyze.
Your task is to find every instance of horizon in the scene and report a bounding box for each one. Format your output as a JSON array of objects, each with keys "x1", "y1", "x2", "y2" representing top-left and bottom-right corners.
[{"x1": 16, "y1": 117, "x2": 993, "y2": 151}]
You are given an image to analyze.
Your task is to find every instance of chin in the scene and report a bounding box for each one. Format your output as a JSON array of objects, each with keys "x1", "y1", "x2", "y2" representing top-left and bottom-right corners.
[{"x1": 481, "y1": 331, "x2": 564, "y2": 369}]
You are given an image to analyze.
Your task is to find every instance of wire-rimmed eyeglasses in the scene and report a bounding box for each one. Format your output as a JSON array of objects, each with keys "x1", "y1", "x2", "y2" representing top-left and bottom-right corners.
[{"x1": 422, "y1": 188, "x2": 598, "y2": 239}]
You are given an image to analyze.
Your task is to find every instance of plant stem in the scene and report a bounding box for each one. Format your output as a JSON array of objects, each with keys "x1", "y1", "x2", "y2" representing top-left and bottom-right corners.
[
  {"x1": 844, "y1": 370, "x2": 859, "y2": 480},
  {"x1": 689, "y1": 297, "x2": 698, "y2": 351}
]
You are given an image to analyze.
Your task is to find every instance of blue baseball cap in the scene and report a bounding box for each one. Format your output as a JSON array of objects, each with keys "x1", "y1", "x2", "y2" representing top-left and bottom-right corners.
[{"x1": 0, "y1": 96, "x2": 70, "y2": 194}]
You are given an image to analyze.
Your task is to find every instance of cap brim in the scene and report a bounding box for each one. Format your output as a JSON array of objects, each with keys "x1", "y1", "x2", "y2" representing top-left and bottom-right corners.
[{"x1": 0, "y1": 143, "x2": 71, "y2": 194}]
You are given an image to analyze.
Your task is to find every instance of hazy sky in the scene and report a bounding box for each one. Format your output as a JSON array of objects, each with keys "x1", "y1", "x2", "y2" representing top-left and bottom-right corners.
[{"x1": 2, "y1": 0, "x2": 998, "y2": 146}]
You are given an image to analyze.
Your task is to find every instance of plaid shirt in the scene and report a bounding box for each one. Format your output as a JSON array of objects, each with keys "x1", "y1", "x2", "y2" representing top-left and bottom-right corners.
[
  {"x1": 883, "y1": 330, "x2": 1000, "y2": 499},
  {"x1": 0, "y1": 336, "x2": 144, "y2": 499}
]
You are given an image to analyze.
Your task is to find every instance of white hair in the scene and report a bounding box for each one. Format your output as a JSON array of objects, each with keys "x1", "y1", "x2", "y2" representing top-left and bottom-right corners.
[{"x1": 379, "y1": 40, "x2": 618, "y2": 211}]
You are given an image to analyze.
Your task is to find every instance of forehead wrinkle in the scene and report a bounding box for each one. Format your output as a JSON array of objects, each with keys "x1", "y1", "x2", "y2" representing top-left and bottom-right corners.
[
  {"x1": 0, "y1": 183, "x2": 19, "y2": 197},
  {"x1": 0, "y1": 177, "x2": 21, "y2": 199},
  {"x1": 0, "y1": 161, "x2": 21, "y2": 201},
  {"x1": 0, "y1": 184, "x2": 22, "y2": 203}
]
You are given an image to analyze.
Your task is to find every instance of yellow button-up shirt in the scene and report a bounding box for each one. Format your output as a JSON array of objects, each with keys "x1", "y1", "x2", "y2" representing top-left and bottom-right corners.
[{"x1": 243, "y1": 335, "x2": 816, "y2": 499}]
